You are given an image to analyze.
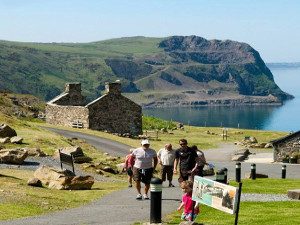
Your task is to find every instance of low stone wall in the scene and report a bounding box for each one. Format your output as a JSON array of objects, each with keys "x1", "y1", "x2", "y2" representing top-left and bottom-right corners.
[{"x1": 46, "y1": 104, "x2": 89, "y2": 128}]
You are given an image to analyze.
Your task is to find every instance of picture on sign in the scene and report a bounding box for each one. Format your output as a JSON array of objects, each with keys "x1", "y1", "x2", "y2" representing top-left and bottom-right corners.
[{"x1": 192, "y1": 176, "x2": 238, "y2": 214}]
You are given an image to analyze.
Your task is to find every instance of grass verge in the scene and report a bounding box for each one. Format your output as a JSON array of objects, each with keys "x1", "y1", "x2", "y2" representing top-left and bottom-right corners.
[{"x1": 0, "y1": 169, "x2": 126, "y2": 221}]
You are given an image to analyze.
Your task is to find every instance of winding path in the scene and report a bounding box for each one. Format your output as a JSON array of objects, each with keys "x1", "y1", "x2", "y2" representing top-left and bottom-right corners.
[{"x1": 1, "y1": 128, "x2": 299, "y2": 225}]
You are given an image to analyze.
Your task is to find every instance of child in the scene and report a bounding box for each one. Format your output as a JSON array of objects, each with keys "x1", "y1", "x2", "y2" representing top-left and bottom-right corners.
[
  {"x1": 177, "y1": 180, "x2": 200, "y2": 221},
  {"x1": 124, "y1": 149, "x2": 135, "y2": 187}
]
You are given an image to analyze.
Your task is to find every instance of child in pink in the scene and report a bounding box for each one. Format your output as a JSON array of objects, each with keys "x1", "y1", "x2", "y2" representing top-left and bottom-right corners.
[
  {"x1": 177, "y1": 180, "x2": 200, "y2": 221},
  {"x1": 124, "y1": 149, "x2": 135, "y2": 187}
]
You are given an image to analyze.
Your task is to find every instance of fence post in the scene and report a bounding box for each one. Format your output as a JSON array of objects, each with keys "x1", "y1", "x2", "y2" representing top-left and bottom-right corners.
[
  {"x1": 282, "y1": 165, "x2": 286, "y2": 179},
  {"x1": 251, "y1": 163, "x2": 256, "y2": 180},
  {"x1": 236, "y1": 162, "x2": 241, "y2": 182}
]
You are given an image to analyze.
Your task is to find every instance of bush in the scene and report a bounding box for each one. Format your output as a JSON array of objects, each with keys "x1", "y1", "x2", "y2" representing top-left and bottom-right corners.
[{"x1": 142, "y1": 116, "x2": 177, "y2": 130}]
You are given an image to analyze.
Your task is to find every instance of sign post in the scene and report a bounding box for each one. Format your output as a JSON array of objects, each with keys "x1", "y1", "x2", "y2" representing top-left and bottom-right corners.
[{"x1": 234, "y1": 182, "x2": 243, "y2": 225}]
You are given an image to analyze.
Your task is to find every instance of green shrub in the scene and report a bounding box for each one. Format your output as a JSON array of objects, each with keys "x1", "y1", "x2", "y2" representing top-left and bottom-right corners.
[{"x1": 142, "y1": 115, "x2": 177, "y2": 130}]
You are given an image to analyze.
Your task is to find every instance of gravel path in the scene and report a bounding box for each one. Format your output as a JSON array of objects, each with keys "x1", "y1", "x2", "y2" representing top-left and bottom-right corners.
[
  {"x1": 1, "y1": 128, "x2": 299, "y2": 225},
  {"x1": 241, "y1": 193, "x2": 296, "y2": 202}
]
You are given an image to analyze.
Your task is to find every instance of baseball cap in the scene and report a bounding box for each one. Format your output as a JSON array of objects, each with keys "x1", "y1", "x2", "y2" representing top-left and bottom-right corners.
[{"x1": 141, "y1": 139, "x2": 150, "y2": 145}]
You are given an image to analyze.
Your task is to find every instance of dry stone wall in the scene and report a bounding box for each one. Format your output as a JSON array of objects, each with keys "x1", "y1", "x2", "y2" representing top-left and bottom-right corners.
[{"x1": 46, "y1": 104, "x2": 89, "y2": 128}]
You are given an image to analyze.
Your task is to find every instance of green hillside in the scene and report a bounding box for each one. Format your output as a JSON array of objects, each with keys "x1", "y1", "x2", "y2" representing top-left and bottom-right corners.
[{"x1": 0, "y1": 36, "x2": 292, "y2": 105}]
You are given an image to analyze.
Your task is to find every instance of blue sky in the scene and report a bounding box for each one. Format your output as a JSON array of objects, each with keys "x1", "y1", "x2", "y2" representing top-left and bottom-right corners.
[{"x1": 0, "y1": 0, "x2": 299, "y2": 62}]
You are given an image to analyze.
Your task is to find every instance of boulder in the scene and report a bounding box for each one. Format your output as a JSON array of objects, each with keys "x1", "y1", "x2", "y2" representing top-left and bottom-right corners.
[
  {"x1": 232, "y1": 148, "x2": 251, "y2": 161},
  {"x1": 27, "y1": 178, "x2": 43, "y2": 187},
  {"x1": 243, "y1": 136, "x2": 257, "y2": 144},
  {"x1": 0, "y1": 124, "x2": 17, "y2": 138},
  {"x1": 264, "y1": 143, "x2": 273, "y2": 148},
  {"x1": 54, "y1": 146, "x2": 91, "y2": 163},
  {"x1": 10, "y1": 136, "x2": 23, "y2": 144},
  {"x1": 34, "y1": 165, "x2": 94, "y2": 190},
  {"x1": 231, "y1": 155, "x2": 247, "y2": 161},
  {"x1": 287, "y1": 189, "x2": 300, "y2": 200},
  {"x1": 0, "y1": 137, "x2": 10, "y2": 144},
  {"x1": 24, "y1": 147, "x2": 47, "y2": 157},
  {"x1": 54, "y1": 146, "x2": 84, "y2": 158},
  {"x1": 0, "y1": 148, "x2": 28, "y2": 164},
  {"x1": 102, "y1": 166, "x2": 118, "y2": 174}
]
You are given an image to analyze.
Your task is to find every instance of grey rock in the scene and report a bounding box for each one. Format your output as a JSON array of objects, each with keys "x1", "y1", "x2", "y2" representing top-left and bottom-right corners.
[
  {"x1": 0, "y1": 137, "x2": 10, "y2": 144},
  {"x1": 10, "y1": 136, "x2": 23, "y2": 144},
  {"x1": 0, "y1": 124, "x2": 17, "y2": 138},
  {"x1": 27, "y1": 177, "x2": 43, "y2": 187},
  {"x1": 0, "y1": 148, "x2": 28, "y2": 164}
]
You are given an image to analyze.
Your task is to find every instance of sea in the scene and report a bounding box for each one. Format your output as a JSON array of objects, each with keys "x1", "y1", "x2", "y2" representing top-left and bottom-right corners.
[{"x1": 143, "y1": 67, "x2": 300, "y2": 132}]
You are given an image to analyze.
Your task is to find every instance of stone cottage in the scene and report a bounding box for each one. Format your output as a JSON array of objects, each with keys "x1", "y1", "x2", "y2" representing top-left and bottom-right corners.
[
  {"x1": 46, "y1": 81, "x2": 142, "y2": 135},
  {"x1": 270, "y1": 130, "x2": 300, "y2": 163}
]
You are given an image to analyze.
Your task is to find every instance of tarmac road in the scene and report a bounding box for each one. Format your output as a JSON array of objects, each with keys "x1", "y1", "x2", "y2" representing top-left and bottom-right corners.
[{"x1": 45, "y1": 127, "x2": 133, "y2": 157}]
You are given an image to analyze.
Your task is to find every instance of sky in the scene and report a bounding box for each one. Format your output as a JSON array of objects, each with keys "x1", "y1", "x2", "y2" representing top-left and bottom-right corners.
[{"x1": 0, "y1": 0, "x2": 299, "y2": 62}]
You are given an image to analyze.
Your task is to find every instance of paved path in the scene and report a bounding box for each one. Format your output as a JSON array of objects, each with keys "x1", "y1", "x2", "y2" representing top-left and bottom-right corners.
[
  {"x1": 1, "y1": 129, "x2": 299, "y2": 225},
  {"x1": 45, "y1": 127, "x2": 132, "y2": 157}
]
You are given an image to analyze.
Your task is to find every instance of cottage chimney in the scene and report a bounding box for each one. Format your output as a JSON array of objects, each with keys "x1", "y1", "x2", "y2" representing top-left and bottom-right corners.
[
  {"x1": 64, "y1": 83, "x2": 85, "y2": 106},
  {"x1": 65, "y1": 83, "x2": 81, "y2": 94},
  {"x1": 105, "y1": 80, "x2": 121, "y2": 95}
]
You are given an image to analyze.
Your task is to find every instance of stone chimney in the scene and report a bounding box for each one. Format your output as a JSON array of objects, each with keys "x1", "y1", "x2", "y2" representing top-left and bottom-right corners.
[
  {"x1": 105, "y1": 80, "x2": 121, "y2": 95},
  {"x1": 64, "y1": 83, "x2": 85, "y2": 106},
  {"x1": 65, "y1": 83, "x2": 81, "y2": 94}
]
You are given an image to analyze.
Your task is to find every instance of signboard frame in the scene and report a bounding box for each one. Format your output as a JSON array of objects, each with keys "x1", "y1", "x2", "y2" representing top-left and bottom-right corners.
[{"x1": 192, "y1": 176, "x2": 242, "y2": 225}]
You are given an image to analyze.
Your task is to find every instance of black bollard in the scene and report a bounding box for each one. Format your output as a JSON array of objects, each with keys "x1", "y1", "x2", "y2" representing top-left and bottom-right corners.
[
  {"x1": 236, "y1": 162, "x2": 241, "y2": 182},
  {"x1": 224, "y1": 168, "x2": 228, "y2": 184},
  {"x1": 251, "y1": 163, "x2": 256, "y2": 180},
  {"x1": 216, "y1": 168, "x2": 227, "y2": 184},
  {"x1": 150, "y1": 177, "x2": 162, "y2": 224},
  {"x1": 282, "y1": 165, "x2": 286, "y2": 179}
]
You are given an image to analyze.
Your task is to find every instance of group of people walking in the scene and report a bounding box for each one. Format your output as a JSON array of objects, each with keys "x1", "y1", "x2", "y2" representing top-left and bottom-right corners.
[{"x1": 123, "y1": 138, "x2": 207, "y2": 221}]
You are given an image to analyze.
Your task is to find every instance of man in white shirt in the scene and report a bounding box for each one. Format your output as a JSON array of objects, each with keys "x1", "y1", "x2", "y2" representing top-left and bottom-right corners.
[
  {"x1": 132, "y1": 139, "x2": 158, "y2": 200},
  {"x1": 157, "y1": 143, "x2": 176, "y2": 187}
]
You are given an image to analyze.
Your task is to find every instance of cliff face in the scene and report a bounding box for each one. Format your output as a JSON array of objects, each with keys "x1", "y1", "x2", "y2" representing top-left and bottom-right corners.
[
  {"x1": 0, "y1": 36, "x2": 293, "y2": 106},
  {"x1": 157, "y1": 36, "x2": 290, "y2": 99}
]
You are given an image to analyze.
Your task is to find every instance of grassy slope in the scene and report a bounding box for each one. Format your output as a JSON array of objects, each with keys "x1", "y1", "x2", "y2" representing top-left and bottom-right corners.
[{"x1": 0, "y1": 37, "x2": 163, "y2": 101}]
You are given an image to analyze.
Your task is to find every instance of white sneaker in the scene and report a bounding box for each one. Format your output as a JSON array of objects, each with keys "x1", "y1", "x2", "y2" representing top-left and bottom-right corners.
[
  {"x1": 143, "y1": 194, "x2": 149, "y2": 200},
  {"x1": 136, "y1": 194, "x2": 142, "y2": 200}
]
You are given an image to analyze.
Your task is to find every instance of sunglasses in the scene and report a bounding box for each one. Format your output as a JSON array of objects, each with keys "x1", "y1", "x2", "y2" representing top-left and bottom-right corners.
[{"x1": 180, "y1": 143, "x2": 187, "y2": 146}]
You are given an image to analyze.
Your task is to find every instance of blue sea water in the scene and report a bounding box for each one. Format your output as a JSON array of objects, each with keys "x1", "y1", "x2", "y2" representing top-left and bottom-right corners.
[{"x1": 143, "y1": 67, "x2": 300, "y2": 132}]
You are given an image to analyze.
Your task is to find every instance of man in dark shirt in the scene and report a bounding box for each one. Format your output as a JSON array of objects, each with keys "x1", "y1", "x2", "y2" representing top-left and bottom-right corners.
[{"x1": 173, "y1": 139, "x2": 199, "y2": 182}]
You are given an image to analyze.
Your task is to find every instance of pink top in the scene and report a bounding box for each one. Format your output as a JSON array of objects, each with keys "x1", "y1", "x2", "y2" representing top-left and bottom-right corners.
[
  {"x1": 182, "y1": 193, "x2": 199, "y2": 214},
  {"x1": 125, "y1": 154, "x2": 135, "y2": 168}
]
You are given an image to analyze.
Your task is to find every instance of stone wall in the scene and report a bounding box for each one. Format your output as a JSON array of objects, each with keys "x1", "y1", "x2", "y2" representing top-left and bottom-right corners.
[
  {"x1": 87, "y1": 93, "x2": 142, "y2": 135},
  {"x1": 46, "y1": 104, "x2": 89, "y2": 128},
  {"x1": 273, "y1": 134, "x2": 300, "y2": 162}
]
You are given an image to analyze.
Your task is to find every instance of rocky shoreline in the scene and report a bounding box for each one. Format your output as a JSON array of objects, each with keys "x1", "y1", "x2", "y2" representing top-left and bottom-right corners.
[{"x1": 141, "y1": 95, "x2": 283, "y2": 108}]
